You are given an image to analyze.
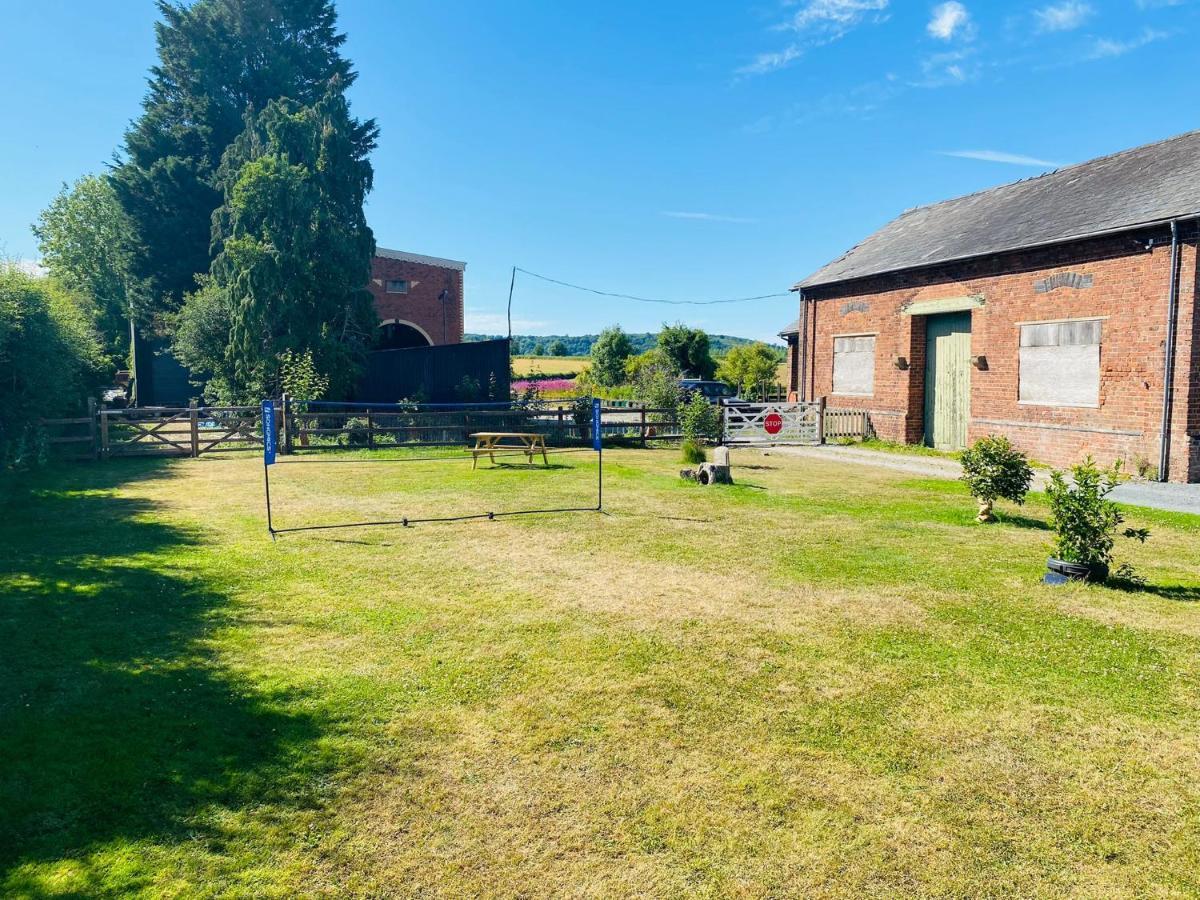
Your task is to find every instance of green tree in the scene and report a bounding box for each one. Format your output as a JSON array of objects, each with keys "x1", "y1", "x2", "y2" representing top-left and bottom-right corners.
[
  {"x1": 716, "y1": 342, "x2": 781, "y2": 399},
  {"x1": 0, "y1": 267, "x2": 107, "y2": 468},
  {"x1": 548, "y1": 339, "x2": 568, "y2": 357},
  {"x1": 171, "y1": 278, "x2": 235, "y2": 400},
  {"x1": 174, "y1": 83, "x2": 377, "y2": 401},
  {"x1": 959, "y1": 435, "x2": 1034, "y2": 522},
  {"x1": 657, "y1": 322, "x2": 715, "y2": 379},
  {"x1": 679, "y1": 391, "x2": 721, "y2": 442},
  {"x1": 32, "y1": 175, "x2": 134, "y2": 362},
  {"x1": 530, "y1": 342, "x2": 545, "y2": 356},
  {"x1": 631, "y1": 355, "x2": 683, "y2": 415},
  {"x1": 112, "y1": 0, "x2": 365, "y2": 318},
  {"x1": 589, "y1": 326, "x2": 633, "y2": 387},
  {"x1": 624, "y1": 347, "x2": 676, "y2": 381}
]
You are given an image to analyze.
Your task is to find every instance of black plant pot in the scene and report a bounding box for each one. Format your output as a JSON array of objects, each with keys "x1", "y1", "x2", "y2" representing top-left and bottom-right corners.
[{"x1": 1046, "y1": 557, "x2": 1109, "y2": 583}]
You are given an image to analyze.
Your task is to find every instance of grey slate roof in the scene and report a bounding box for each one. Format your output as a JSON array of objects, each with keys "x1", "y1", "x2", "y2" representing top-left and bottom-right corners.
[
  {"x1": 799, "y1": 129, "x2": 1200, "y2": 290},
  {"x1": 778, "y1": 318, "x2": 800, "y2": 336}
]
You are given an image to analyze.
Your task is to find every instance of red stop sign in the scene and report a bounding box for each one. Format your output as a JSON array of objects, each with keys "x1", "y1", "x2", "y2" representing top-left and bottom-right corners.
[{"x1": 764, "y1": 412, "x2": 783, "y2": 435}]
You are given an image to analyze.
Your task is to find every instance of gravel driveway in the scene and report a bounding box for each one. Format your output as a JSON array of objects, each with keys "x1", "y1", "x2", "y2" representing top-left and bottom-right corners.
[{"x1": 763, "y1": 444, "x2": 1200, "y2": 516}]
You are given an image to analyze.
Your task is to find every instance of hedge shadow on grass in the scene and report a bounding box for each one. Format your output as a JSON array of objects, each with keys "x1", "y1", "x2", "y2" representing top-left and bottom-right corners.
[{"x1": 0, "y1": 462, "x2": 326, "y2": 894}]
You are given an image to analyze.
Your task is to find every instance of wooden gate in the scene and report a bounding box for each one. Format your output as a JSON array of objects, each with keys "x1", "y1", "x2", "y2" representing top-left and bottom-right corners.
[
  {"x1": 923, "y1": 312, "x2": 972, "y2": 450},
  {"x1": 722, "y1": 401, "x2": 822, "y2": 445},
  {"x1": 100, "y1": 404, "x2": 266, "y2": 457}
]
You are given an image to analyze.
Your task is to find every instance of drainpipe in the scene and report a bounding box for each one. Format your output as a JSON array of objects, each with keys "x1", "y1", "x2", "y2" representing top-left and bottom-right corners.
[
  {"x1": 797, "y1": 289, "x2": 808, "y2": 402},
  {"x1": 1158, "y1": 219, "x2": 1181, "y2": 482}
]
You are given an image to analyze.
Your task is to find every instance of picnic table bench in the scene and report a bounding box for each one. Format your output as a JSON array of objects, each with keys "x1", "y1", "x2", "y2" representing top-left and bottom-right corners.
[{"x1": 468, "y1": 432, "x2": 549, "y2": 469}]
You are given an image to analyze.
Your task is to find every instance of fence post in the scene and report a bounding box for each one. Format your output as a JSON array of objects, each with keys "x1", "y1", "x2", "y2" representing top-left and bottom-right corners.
[
  {"x1": 640, "y1": 405, "x2": 647, "y2": 446},
  {"x1": 817, "y1": 396, "x2": 827, "y2": 444},
  {"x1": 189, "y1": 399, "x2": 200, "y2": 457},
  {"x1": 281, "y1": 394, "x2": 291, "y2": 454},
  {"x1": 87, "y1": 398, "x2": 98, "y2": 459},
  {"x1": 367, "y1": 409, "x2": 374, "y2": 449},
  {"x1": 100, "y1": 408, "x2": 110, "y2": 459}
]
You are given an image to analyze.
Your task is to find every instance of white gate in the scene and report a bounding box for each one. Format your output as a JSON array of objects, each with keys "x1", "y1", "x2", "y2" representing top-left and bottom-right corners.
[{"x1": 722, "y1": 402, "x2": 822, "y2": 445}]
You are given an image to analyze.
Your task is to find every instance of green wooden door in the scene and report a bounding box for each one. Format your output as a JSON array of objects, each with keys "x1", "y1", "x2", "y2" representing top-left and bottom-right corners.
[{"x1": 923, "y1": 312, "x2": 972, "y2": 450}]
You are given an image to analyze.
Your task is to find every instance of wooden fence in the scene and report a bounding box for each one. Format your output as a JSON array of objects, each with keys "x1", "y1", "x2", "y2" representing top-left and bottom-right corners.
[
  {"x1": 35, "y1": 400, "x2": 685, "y2": 462},
  {"x1": 823, "y1": 407, "x2": 874, "y2": 442},
  {"x1": 38, "y1": 401, "x2": 876, "y2": 462},
  {"x1": 284, "y1": 402, "x2": 681, "y2": 451},
  {"x1": 39, "y1": 399, "x2": 100, "y2": 460},
  {"x1": 35, "y1": 398, "x2": 886, "y2": 463}
]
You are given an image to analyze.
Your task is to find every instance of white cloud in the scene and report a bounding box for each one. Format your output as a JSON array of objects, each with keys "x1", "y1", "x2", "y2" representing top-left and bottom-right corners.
[
  {"x1": 927, "y1": 2, "x2": 971, "y2": 40},
  {"x1": 738, "y1": 45, "x2": 805, "y2": 76},
  {"x1": 913, "y1": 48, "x2": 977, "y2": 85},
  {"x1": 783, "y1": 0, "x2": 891, "y2": 33},
  {"x1": 738, "y1": 0, "x2": 889, "y2": 75},
  {"x1": 940, "y1": 149, "x2": 1061, "y2": 167},
  {"x1": 661, "y1": 211, "x2": 758, "y2": 224},
  {"x1": 1034, "y1": 1, "x2": 1093, "y2": 32},
  {"x1": 1087, "y1": 27, "x2": 1169, "y2": 58},
  {"x1": 466, "y1": 310, "x2": 550, "y2": 334}
]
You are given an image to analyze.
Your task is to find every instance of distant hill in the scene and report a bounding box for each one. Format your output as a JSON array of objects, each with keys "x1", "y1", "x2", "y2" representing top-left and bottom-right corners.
[{"x1": 465, "y1": 332, "x2": 782, "y2": 356}]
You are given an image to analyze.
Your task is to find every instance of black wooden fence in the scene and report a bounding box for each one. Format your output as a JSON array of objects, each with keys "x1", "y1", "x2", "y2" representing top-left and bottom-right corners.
[{"x1": 357, "y1": 339, "x2": 511, "y2": 404}]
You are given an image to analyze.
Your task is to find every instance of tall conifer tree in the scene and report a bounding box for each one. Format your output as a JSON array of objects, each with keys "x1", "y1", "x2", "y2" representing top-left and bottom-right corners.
[{"x1": 112, "y1": 0, "x2": 365, "y2": 319}]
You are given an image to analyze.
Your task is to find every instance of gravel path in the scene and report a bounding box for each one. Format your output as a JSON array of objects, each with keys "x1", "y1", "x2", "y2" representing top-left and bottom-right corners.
[{"x1": 763, "y1": 444, "x2": 1200, "y2": 516}]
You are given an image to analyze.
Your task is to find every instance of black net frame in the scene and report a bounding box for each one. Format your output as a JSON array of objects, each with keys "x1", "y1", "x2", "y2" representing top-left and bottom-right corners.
[{"x1": 262, "y1": 398, "x2": 602, "y2": 537}]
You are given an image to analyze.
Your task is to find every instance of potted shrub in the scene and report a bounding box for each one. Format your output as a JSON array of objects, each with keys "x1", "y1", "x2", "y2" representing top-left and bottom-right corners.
[
  {"x1": 959, "y1": 435, "x2": 1034, "y2": 522},
  {"x1": 1044, "y1": 457, "x2": 1149, "y2": 583}
]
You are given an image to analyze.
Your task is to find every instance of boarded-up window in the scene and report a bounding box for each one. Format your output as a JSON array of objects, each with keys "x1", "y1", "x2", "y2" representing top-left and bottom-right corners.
[
  {"x1": 833, "y1": 335, "x2": 875, "y2": 396},
  {"x1": 1018, "y1": 319, "x2": 1101, "y2": 407}
]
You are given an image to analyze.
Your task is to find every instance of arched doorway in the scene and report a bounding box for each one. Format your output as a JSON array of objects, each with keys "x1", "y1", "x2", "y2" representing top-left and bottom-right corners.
[{"x1": 377, "y1": 319, "x2": 433, "y2": 350}]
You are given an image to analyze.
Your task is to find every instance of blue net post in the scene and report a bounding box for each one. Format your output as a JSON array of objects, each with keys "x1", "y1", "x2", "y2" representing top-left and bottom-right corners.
[
  {"x1": 262, "y1": 399, "x2": 276, "y2": 536},
  {"x1": 592, "y1": 397, "x2": 602, "y2": 510}
]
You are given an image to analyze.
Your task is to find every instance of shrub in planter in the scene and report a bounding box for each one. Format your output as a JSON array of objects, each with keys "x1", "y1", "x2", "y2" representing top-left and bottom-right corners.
[
  {"x1": 1045, "y1": 457, "x2": 1149, "y2": 583},
  {"x1": 959, "y1": 435, "x2": 1034, "y2": 522},
  {"x1": 681, "y1": 438, "x2": 707, "y2": 465}
]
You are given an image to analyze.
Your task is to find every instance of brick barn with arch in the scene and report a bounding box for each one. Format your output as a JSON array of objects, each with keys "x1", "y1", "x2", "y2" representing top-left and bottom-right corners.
[
  {"x1": 781, "y1": 130, "x2": 1200, "y2": 483},
  {"x1": 368, "y1": 247, "x2": 466, "y2": 349}
]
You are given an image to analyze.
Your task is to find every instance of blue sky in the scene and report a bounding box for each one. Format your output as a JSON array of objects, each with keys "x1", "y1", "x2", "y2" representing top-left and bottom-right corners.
[{"x1": 1, "y1": 0, "x2": 1197, "y2": 342}]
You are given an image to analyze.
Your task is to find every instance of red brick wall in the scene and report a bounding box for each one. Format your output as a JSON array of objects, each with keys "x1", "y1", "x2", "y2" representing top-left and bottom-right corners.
[
  {"x1": 368, "y1": 257, "x2": 464, "y2": 346},
  {"x1": 795, "y1": 227, "x2": 1200, "y2": 481}
]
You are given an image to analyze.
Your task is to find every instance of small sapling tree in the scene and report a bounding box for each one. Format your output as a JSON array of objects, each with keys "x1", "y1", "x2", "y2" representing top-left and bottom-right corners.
[
  {"x1": 679, "y1": 393, "x2": 722, "y2": 464},
  {"x1": 1046, "y1": 457, "x2": 1149, "y2": 581},
  {"x1": 959, "y1": 435, "x2": 1034, "y2": 522}
]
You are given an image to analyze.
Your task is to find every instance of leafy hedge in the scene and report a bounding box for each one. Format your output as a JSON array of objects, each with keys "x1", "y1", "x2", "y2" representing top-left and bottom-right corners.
[{"x1": 0, "y1": 267, "x2": 106, "y2": 468}]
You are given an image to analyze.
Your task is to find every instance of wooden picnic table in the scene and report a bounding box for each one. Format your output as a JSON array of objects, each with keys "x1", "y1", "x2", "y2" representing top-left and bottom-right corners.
[{"x1": 468, "y1": 432, "x2": 549, "y2": 469}]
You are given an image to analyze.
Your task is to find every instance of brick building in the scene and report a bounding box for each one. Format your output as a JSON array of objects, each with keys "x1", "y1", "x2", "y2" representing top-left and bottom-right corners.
[
  {"x1": 781, "y1": 131, "x2": 1200, "y2": 483},
  {"x1": 369, "y1": 248, "x2": 466, "y2": 348}
]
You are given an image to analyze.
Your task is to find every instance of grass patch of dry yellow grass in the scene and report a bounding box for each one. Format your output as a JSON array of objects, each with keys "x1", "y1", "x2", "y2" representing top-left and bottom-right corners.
[{"x1": 3, "y1": 448, "x2": 1199, "y2": 896}]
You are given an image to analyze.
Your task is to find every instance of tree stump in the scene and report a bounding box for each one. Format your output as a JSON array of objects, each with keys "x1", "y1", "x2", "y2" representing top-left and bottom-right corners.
[{"x1": 682, "y1": 463, "x2": 733, "y2": 485}]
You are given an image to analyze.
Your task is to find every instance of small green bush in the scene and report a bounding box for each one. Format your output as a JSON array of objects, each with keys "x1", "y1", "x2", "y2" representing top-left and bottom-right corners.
[
  {"x1": 681, "y1": 438, "x2": 706, "y2": 465},
  {"x1": 337, "y1": 416, "x2": 371, "y2": 447},
  {"x1": 679, "y1": 392, "x2": 721, "y2": 443},
  {"x1": 1046, "y1": 457, "x2": 1149, "y2": 569},
  {"x1": 959, "y1": 435, "x2": 1033, "y2": 521},
  {"x1": 454, "y1": 375, "x2": 482, "y2": 402}
]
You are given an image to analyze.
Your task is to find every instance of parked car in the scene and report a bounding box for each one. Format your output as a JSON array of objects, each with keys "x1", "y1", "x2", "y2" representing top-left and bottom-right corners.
[{"x1": 679, "y1": 379, "x2": 740, "y2": 404}]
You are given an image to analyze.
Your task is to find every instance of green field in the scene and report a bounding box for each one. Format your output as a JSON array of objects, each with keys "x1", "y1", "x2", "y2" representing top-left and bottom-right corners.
[{"x1": 3, "y1": 449, "x2": 1200, "y2": 897}]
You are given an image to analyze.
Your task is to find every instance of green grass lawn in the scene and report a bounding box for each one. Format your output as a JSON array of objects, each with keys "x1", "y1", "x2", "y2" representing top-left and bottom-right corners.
[{"x1": 3, "y1": 447, "x2": 1200, "y2": 897}]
